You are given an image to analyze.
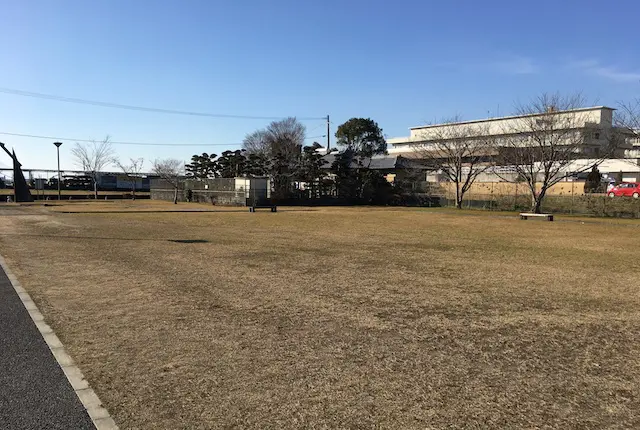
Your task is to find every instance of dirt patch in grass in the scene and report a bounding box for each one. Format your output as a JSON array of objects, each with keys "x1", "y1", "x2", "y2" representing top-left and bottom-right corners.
[{"x1": 0, "y1": 201, "x2": 639, "y2": 428}]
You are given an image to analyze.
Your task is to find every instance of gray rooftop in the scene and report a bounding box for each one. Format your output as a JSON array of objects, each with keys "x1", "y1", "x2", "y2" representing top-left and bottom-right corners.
[{"x1": 321, "y1": 154, "x2": 423, "y2": 170}]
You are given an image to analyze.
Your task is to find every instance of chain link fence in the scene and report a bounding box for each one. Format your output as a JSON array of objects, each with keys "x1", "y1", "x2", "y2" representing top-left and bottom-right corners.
[
  {"x1": 151, "y1": 178, "x2": 270, "y2": 206},
  {"x1": 433, "y1": 181, "x2": 640, "y2": 218}
]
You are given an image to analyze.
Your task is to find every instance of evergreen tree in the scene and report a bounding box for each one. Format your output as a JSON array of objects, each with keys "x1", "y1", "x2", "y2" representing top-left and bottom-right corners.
[
  {"x1": 584, "y1": 165, "x2": 602, "y2": 193},
  {"x1": 331, "y1": 149, "x2": 359, "y2": 202},
  {"x1": 246, "y1": 153, "x2": 270, "y2": 177},
  {"x1": 332, "y1": 118, "x2": 387, "y2": 203},
  {"x1": 296, "y1": 143, "x2": 328, "y2": 199},
  {"x1": 185, "y1": 153, "x2": 218, "y2": 179},
  {"x1": 217, "y1": 150, "x2": 247, "y2": 178}
]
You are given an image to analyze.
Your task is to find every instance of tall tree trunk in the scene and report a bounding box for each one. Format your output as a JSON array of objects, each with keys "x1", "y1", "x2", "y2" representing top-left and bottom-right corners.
[
  {"x1": 173, "y1": 186, "x2": 178, "y2": 204},
  {"x1": 533, "y1": 197, "x2": 543, "y2": 214},
  {"x1": 455, "y1": 182, "x2": 462, "y2": 209},
  {"x1": 533, "y1": 187, "x2": 548, "y2": 214},
  {"x1": 93, "y1": 179, "x2": 98, "y2": 199}
]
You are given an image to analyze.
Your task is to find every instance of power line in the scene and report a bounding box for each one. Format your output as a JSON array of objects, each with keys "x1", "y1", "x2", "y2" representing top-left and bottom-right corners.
[
  {"x1": 0, "y1": 87, "x2": 327, "y2": 121},
  {"x1": 0, "y1": 131, "x2": 326, "y2": 147},
  {"x1": 0, "y1": 132, "x2": 231, "y2": 146},
  {"x1": 307, "y1": 123, "x2": 325, "y2": 134}
]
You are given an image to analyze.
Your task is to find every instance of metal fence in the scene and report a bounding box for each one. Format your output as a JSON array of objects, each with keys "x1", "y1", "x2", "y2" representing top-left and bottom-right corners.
[
  {"x1": 435, "y1": 182, "x2": 640, "y2": 218},
  {"x1": 150, "y1": 178, "x2": 270, "y2": 206}
]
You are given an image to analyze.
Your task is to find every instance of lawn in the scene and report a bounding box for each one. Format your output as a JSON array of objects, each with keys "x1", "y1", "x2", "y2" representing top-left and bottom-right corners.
[
  {"x1": 0, "y1": 201, "x2": 639, "y2": 429},
  {"x1": 0, "y1": 189, "x2": 150, "y2": 196}
]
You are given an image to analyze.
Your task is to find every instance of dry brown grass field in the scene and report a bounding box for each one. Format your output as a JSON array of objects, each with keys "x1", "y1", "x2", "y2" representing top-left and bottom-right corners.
[
  {"x1": 0, "y1": 189, "x2": 150, "y2": 196},
  {"x1": 0, "y1": 201, "x2": 639, "y2": 429}
]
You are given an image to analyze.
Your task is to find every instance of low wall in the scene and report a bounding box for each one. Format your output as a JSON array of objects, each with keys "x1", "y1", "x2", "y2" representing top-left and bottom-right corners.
[
  {"x1": 439, "y1": 181, "x2": 590, "y2": 197},
  {"x1": 150, "y1": 189, "x2": 184, "y2": 202},
  {"x1": 190, "y1": 190, "x2": 246, "y2": 206},
  {"x1": 150, "y1": 188, "x2": 247, "y2": 206},
  {"x1": 150, "y1": 178, "x2": 264, "y2": 206}
]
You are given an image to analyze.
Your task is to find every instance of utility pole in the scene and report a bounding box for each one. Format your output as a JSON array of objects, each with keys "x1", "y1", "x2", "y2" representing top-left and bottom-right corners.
[
  {"x1": 326, "y1": 115, "x2": 330, "y2": 152},
  {"x1": 54, "y1": 142, "x2": 63, "y2": 200}
]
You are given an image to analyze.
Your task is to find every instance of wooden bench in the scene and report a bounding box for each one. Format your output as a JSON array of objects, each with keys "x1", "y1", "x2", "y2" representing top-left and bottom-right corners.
[
  {"x1": 520, "y1": 213, "x2": 553, "y2": 221},
  {"x1": 249, "y1": 205, "x2": 277, "y2": 213}
]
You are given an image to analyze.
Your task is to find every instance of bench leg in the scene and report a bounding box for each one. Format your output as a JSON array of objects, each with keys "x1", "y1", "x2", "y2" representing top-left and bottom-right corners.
[{"x1": 548, "y1": 216, "x2": 553, "y2": 221}]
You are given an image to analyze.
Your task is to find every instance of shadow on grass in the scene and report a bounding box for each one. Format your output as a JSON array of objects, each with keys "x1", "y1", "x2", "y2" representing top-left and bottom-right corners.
[
  {"x1": 0, "y1": 233, "x2": 212, "y2": 243},
  {"x1": 167, "y1": 239, "x2": 209, "y2": 244},
  {"x1": 52, "y1": 208, "x2": 318, "y2": 214}
]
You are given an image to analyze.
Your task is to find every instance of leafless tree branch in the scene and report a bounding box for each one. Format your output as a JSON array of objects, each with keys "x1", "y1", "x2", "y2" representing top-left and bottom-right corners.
[
  {"x1": 616, "y1": 98, "x2": 640, "y2": 136},
  {"x1": 242, "y1": 129, "x2": 270, "y2": 156},
  {"x1": 265, "y1": 117, "x2": 306, "y2": 157},
  {"x1": 152, "y1": 158, "x2": 183, "y2": 204},
  {"x1": 115, "y1": 157, "x2": 144, "y2": 199},
  {"x1": 71, "y1": 136, "x2": 114, "y2": 199},
  {"x1": 412, "y1": 116, "x2": 497, "y2": 208},
  {"x1": 497, "y1": 92, "x2": 623, "y2": 213}
]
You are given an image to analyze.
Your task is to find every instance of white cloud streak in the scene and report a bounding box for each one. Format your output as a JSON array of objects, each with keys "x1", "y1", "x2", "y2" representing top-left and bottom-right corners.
[{"x1": 568, "y1": 59, "x2": 640, "y2": 82}]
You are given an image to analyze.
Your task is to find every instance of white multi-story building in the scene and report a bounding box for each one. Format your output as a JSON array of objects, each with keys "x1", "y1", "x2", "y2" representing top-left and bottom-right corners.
[
  {"x1": 625, "y1": 135, "x2": 640, "y2": 160},
  {"x1": 385, "y1": 106, "x2": 639, "y2": 181},
  {"x1": 387, "y1": 106, "x2": 618, "y2": 156}
]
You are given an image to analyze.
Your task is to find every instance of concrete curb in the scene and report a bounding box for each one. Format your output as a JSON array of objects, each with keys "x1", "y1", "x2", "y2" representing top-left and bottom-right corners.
[{"x1": 0, "y1": 255, "x2": 118, "y2": 430}]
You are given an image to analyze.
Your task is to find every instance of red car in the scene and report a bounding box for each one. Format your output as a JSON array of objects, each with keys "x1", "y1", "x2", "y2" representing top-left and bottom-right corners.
[{"x1": 608, "y1": 182, "x2": 640, "y2": 198}]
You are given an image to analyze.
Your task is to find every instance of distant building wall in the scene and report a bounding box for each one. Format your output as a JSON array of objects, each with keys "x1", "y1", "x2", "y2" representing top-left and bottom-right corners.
[
  {"x1": 387, "y1": 106, "x2": 620, "y2": 158},
  {"x1": 625, "y1": 136, "x2": 640, "y2": 159},
  {"x1": 406, "y1": 107, "x2": 611, "y2": 141}
]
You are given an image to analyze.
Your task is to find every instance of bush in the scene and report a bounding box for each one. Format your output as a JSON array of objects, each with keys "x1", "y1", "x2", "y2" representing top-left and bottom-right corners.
[
  {"x1": 584, "y1": 166, "x2": 603, "y2": 194},
  {"x1": 449, "y1": 193, "x2": 640, "y2": 218},
  {"x1": 541, "y1": 195, "x2": 640, "y2": 218}
]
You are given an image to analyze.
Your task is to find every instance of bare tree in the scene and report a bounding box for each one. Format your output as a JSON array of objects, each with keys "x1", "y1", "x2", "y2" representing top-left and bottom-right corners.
[
  {"x1": 241, "y1": 118, "x2": 306, "y2": 199},
  {"x1": 114, "y1": 157, "x2": 144, "y2": 199},
  {"x1": 413, "y1": 116, "x2": 496, "y2": 209},
  {"x1": 617, "y1": 98, "x2": 640, "y2": 136},
  {"x1": 243, "y1": 118, "x2": 306, "y2": 158},
  {"x1": 152, "y1": 158, "x2": 183, "y2": 204},
  {"x1": 242, "y1": 129, "x2": 269, "y2": 156},
  {"x1": 265, "y1": 117, "x2": 306, "y2": 157},
  {"x1": 71, "y1": 136, "x2": 115, "y2": 199},
  {"x1": 498, "y1": 93, "x2": 620, "y2": 213}
]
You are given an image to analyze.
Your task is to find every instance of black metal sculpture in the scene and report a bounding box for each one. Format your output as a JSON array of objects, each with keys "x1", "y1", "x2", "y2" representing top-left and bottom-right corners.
[{"x1": 0, "y1": 142, "x2": 33, "y2": 202}]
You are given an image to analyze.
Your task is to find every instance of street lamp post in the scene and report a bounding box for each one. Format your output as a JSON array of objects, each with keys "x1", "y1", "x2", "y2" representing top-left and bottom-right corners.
[{"x1": 53, "y1": 142, "x2": 62, "y2": 200}]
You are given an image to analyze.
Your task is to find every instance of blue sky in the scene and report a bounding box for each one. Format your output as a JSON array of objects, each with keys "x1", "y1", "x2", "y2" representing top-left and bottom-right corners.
[{"x1": 1, "y1": 0, "x2": 640, "y2": 172}]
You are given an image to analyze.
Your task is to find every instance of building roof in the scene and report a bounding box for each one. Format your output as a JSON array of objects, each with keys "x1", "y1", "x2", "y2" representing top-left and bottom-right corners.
[
  {"x1": 321, "y1": 154, "x2": 424, "y2": 170},
  {"x1": 408, "y1": 106, "x2": 615, "y2": 131}
]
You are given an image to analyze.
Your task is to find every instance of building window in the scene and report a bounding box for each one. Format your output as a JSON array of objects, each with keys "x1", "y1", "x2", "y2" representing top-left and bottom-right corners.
[{"x1": 536, "y1": 119, "x2": 552, "y2": 127}]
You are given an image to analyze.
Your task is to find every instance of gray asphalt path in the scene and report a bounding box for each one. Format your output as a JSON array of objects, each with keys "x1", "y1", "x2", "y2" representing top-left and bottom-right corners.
[{"x1": 0, "y1": 265, "x2": 95, "y2": 429}]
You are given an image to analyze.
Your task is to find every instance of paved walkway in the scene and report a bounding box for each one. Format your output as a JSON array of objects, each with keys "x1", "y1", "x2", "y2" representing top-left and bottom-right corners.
[{"x1": 0, "y1": 265, "x2": 95, "y2": 429}]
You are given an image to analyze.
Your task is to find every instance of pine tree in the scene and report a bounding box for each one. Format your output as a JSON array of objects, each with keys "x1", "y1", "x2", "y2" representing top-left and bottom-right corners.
[{"x1": 584, "y1": 165, "x2": 602, "y2": 193}]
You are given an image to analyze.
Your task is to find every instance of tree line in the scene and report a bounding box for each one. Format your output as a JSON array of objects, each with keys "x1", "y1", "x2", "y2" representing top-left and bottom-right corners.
[
  {"x1": 69, "y1": 91, "x2": 640, "y2": 212},
  {"x1": 177, "y1": 117, "x2": 394, "y2": 205}
]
